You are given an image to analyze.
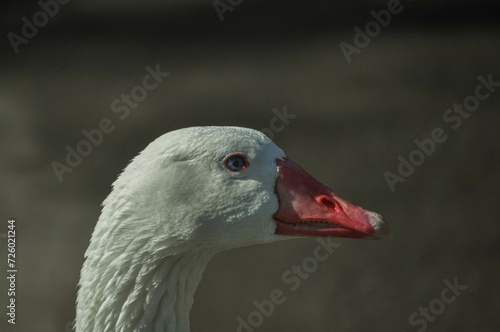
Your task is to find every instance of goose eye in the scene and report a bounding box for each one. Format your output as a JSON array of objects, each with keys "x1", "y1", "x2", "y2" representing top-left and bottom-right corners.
[{"x1": 224, "y1": 154, "x2": 248, "y2": 172}]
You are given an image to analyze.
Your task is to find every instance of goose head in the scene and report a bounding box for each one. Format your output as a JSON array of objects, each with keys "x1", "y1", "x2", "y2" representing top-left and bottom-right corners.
[
  {"x1": 103, "y1": 126, "x2": 389, "y2": 249},
  {"x1": 77, "y1": 126, "x2": 391, "y2": 332}
]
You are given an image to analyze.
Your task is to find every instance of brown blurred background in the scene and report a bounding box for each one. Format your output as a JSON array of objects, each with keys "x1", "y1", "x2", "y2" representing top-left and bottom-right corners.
[{"x1": 1, "y1": 0, "x2": 499, "y2": 331}]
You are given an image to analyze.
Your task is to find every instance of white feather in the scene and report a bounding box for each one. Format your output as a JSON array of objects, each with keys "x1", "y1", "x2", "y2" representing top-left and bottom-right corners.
[{"x1": 76, "y1": 126, "x2": 287, "y2": 332}]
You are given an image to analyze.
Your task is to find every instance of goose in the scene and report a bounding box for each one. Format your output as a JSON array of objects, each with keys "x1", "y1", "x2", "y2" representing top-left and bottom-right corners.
[{"x1": 75, "y1": 126, "x2": 391, "y2": 332}]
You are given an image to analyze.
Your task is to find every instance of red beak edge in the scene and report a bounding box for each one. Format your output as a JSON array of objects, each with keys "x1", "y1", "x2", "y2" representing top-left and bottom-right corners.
[{"x1": 273, "y1": 158, "x2": 392, "y2": 240}]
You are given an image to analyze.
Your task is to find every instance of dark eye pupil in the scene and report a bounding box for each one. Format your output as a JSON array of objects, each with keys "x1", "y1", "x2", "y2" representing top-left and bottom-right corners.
[{"x1": 225, "y1": 155, "x2": 246, "y2": 171}]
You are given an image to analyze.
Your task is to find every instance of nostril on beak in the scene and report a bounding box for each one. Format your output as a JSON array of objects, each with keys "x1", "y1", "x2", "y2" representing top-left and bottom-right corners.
[{"x1": 317, "y1": 195, "x2": 337, "y2": 210}]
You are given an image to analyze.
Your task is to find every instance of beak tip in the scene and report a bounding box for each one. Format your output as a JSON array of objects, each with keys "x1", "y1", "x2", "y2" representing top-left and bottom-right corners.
[{"x1": 366, "y1": 211, "x2": 393, "y2": 240}]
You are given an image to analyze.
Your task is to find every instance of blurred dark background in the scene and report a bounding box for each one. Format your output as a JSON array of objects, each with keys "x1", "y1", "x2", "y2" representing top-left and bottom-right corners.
[{"x1": 1, "y1": 0, "x2": 499, "y2": 331}]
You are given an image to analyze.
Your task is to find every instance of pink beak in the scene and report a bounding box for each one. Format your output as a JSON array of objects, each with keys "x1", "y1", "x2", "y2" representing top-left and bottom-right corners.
[{"x1": 273, "y1": 158, "x2": 392, "y2": 239}]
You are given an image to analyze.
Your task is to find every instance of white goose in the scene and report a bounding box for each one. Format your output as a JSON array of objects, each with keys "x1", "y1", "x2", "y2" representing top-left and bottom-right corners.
[{"x1": 76, "y1": 126, "x2": 391, "y2": 332}]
